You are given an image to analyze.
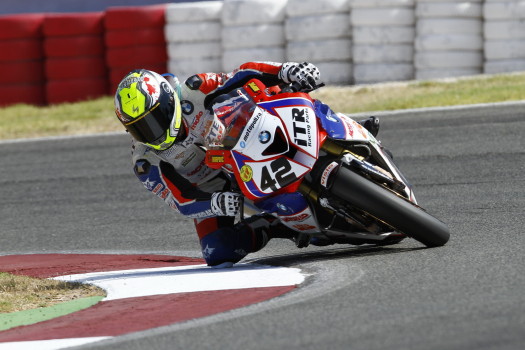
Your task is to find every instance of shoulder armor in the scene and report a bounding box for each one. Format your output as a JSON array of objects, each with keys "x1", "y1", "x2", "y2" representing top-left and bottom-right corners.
[{"x1": 185, "y1": 75, "x2": 203, "y2": 90}]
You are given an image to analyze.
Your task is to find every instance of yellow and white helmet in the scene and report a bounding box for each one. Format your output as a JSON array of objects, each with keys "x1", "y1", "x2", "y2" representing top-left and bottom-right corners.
[{"x1": 114, "y1": 69, "x2": 183, "y2": 151}]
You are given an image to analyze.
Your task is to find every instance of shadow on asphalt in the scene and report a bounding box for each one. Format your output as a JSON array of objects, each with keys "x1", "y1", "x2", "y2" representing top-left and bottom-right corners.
[{"x1": 250, "y1": 244, "x2": 426, "y2": 267}]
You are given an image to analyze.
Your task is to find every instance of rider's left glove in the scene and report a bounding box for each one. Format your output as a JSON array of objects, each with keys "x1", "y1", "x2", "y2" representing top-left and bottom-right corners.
[
  {"x1": 211, "y1": 192, "x2": 242, "y2": 216},
  {"x1": 278, "y1": 61, "x2": 321, "y2": 91}
]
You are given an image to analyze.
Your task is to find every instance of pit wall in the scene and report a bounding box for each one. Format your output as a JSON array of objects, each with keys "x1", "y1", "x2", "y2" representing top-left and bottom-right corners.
[{"x1": 1, "y1": 0, "x2": 524, "y2": 106}]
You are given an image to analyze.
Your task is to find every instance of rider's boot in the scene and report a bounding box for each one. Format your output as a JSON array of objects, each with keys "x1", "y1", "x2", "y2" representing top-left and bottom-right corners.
[{"x1": 358, "y1": 116, "x2": 380, "y2": 137}]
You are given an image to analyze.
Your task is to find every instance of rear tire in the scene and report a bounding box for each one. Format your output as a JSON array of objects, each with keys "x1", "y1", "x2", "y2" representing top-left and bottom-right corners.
[{"x1": 330, "y1": 166, "x2": 450, "y2": 247}]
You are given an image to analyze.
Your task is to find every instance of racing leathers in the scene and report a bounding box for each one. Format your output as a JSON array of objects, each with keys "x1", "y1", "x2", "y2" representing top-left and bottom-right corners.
[{"x1": 131, "y1": 61, "x2": 317, "y2": 267}]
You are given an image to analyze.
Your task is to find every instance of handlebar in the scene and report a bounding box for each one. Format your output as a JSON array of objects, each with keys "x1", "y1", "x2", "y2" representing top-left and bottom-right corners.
[{"x1": 281, "y1": 81, "x2": 325, "y2": 94}]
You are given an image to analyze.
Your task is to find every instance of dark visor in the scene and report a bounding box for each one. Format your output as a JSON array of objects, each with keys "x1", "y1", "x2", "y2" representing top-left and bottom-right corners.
[{"x1": 125, "y1": 96, "x2": 175, "y2": 145}]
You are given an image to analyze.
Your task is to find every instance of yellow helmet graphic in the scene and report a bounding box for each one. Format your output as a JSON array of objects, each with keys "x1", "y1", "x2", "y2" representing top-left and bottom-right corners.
[{"x1": 115, "y1": 69, "x2": 182, "y2": 151}]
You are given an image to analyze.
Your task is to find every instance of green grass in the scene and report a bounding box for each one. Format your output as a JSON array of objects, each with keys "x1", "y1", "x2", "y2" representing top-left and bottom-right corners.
[
  {"x1": 1, "y1": 72, "x2": 524, "y2": 141},
  {"x1": 0, "y1": 97, "x2": 119, "y2": 140},
  {"x1": 0, "y1": 272, "x2": 105, "y2": 313},
  {"x1": 310, "y1": 72, "x2": 525, "y2": 113}
]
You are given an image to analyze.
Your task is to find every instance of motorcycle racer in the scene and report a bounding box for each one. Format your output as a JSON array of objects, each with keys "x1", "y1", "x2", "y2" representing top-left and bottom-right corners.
[{"x1": 114, "y1": 62, "x2": 374, "y2": 267}]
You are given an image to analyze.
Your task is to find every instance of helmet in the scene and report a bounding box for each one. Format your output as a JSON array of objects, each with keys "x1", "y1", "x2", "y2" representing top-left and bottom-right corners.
[{"x1": 114, "y1": 69, "x2": 183, "y2": 151}]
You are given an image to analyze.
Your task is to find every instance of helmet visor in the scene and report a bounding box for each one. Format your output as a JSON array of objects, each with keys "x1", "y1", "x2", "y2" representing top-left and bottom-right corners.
[{"x1": 124, "y1": 93, "x2": 177, "y2": 148}]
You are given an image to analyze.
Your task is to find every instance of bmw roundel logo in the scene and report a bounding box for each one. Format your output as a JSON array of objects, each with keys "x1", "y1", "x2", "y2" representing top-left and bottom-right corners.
[
  {"x1": 240, "y1": 141, "x2": 246, "y2": 148},
  {"x1": 259, "y1": 131, "x2": 271, "y2": 144},
  {"x1": 181, "y1": 100, "x2": 194, "y2": 115}
]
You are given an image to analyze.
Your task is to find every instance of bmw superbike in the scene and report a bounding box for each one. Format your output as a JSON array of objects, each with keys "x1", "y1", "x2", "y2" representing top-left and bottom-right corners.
[{"x1": 205, "y1": 79, "x2": 450, "y2": 248}]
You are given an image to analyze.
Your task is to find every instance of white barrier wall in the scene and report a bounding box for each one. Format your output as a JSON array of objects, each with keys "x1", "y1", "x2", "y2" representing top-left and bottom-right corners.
[
  {"x1": 415, "y1": 0, "x2": 483, "y2": 80},
  {"x1": 165, "y1": 1, "x2": 223, "y2": 81},
  {"x1": 160, "y1": 0, "x2": 525, "y2": 86},
  {"x1": 350, "y1": 0, "x2": 416, "y2": 84},
  {"x1": 285, "y1": 0, "x2": 352, "y2": 85},
  {"x1": 221, "y1": 0, "x2": 287, "y2": 71},
  {"x1": 8, "y1": 0, "x2": 525, "y2": 106},
  {"x1": 483, "y1": 0, "x2": 525, "y2": 74}
]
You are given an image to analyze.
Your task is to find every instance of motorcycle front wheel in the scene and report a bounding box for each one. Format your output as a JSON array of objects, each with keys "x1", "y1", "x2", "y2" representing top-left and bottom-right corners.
[{"x1": 330, "y1": 166, "x2": 450, "y2": 247}]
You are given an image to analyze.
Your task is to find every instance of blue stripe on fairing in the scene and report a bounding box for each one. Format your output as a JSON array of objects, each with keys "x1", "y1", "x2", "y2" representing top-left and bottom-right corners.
[
  {"x1": 231, "y1": 151, "x2": 267, "y2": 199},
  {"x1": 255, "y1": 192, "x2": 309, "y2": 216},
  {"x1": 313, "y1": 100, "x2": 347, "y2": 139},
  {"x1": 258, "y1": 97, "x2": 314, "y2": 111}
]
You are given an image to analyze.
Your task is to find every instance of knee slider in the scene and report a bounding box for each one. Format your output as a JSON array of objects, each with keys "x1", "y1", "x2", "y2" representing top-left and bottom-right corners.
[{"x1": 200, "y1": 227, "x2": 248, "y2": 267}]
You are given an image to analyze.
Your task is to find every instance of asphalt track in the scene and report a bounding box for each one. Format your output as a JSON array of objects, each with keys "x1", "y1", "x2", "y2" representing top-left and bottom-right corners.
[{"x1": 1, "y1": 101, "x2": 524, "y2": 350}]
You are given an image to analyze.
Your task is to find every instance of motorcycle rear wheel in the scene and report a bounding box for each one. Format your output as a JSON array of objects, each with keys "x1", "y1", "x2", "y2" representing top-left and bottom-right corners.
[{"x1": 330, "y1": 166, "x2": 450, "y2": 247}]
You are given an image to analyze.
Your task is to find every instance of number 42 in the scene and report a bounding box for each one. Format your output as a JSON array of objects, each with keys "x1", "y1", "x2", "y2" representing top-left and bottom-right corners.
[{"x1": 260, "y1": 158, "x2": 297, "y2": 191}]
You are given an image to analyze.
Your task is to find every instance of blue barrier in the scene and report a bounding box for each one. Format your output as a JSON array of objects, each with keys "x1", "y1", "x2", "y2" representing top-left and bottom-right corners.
[{"x1": 1, "y1": 0, "x2": 211, "y2": 15}]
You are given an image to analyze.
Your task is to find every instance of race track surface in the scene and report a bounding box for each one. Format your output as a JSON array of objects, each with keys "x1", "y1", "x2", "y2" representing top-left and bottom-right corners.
[{"x1": 1, "y1": 104, "x2": 524, "y2": 350}]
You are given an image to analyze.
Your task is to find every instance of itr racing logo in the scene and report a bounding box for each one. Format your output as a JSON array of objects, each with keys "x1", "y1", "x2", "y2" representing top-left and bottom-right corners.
[{"x1": 291, "y1": 108, "x2": 312, "y2": 147}]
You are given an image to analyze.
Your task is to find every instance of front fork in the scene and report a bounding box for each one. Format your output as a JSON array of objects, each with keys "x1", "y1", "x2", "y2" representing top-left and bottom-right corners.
[{"x1": 299, "y1": 138, "x2": 406, "y2": 233}]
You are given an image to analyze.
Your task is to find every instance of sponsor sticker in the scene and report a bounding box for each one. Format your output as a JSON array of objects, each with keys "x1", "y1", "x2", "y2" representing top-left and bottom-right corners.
[
  {"x1": 321, "y1": 162, "x2": 339, "y2": 188},
  {"x1": 209, "y1": 155, "x2": 224, "y2": 164},
  {"x1": 291, "y1": 108, "x2": 311, "y2": 148},
  {"x1": 243, "y1": 112, "x2": 262, "y2": 142},
  {"x1": 282, "y1": 213, "x2": 309, "y2": 222},
  {"x1": 293, "y1": 224, "x2": 317, "y2": 231},
  {"x1": 240, "y1": 165, "x2": 253, "y2": 182},
  {"x1": 248, "y1": 81, "x2": 260, "y2": 92}
]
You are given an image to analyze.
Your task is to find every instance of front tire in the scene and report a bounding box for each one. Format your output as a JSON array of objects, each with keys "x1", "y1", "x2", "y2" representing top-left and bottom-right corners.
[{"x1": 330, "y1": 166, "x2": 450, "y2": 247}]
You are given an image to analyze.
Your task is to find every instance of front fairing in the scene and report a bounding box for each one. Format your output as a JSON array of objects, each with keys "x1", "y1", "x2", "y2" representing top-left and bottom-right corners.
[
  {"x1": 314, "y1": 100, "x2": 416, "y2": 203},
  {"x1": 206, "y1": 88, "x2": 320, "y2": 202},
  {"x1": 314, "y1": 100, "x2": 370, "y2": 142}
]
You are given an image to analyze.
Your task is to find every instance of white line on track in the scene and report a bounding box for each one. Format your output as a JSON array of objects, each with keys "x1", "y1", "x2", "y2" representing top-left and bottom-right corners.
[
  {"x1": 0, "y1": 337, "x2": 110, "y2": 350},
  {"x1": 54, "y1": 263, "x2": 307, "y2": 301}
]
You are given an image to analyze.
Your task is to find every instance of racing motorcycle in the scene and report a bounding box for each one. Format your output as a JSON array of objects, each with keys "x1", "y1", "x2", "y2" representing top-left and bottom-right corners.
[{"x1": 205, "y1": 79, "x2": 450, "y2": 248}]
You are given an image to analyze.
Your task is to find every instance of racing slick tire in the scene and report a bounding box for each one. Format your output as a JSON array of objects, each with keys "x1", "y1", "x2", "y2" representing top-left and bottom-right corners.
[{"x1": 330, "y1": 166, "x2": 450, "y2": 247}]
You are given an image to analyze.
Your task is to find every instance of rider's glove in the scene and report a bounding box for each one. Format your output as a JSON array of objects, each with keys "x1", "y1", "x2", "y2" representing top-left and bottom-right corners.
[
  {"x1": 210, "y1": 192, "x2": 242, "y2": 216},
  {"x1": 278, "y1": 62, "x2": 321, "y2": 91}
]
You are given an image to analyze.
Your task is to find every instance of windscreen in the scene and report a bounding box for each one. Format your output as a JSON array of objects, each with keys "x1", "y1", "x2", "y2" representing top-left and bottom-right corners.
[{"x1": 211, "y1": 88, "x2": 257, "y2": 150}]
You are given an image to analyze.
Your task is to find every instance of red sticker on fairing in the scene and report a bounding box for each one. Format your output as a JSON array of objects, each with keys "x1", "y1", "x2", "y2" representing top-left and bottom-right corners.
[{"x1": 321, "y1": 162, "x2": 339, "y2": 188}]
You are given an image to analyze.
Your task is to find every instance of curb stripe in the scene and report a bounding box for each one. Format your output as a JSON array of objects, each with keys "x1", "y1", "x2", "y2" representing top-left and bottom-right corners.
[
  {"x1": 0, "y1": 287, "x2": 295, "y2": 342},
  {"x1": 0, "y1": 254, "x2": 306, "y2": 349},
  {"x1": 0, "y1": 254, "x2": 204, "y2": 278}
]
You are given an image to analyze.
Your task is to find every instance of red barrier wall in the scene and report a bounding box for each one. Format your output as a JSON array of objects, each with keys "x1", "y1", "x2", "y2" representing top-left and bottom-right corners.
[
  {"x1": 104, "y1": 4, "x2": 167, "y2": 91},
  {"x1": 0, "y1": 5, "x2": 168, "y2": 107},
  {"x1": 43, "y1": 12, "x2": 108, "y2": 104},
  {"x1": 0, "y1": 14, "x2": 46, "y2": 106}
]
